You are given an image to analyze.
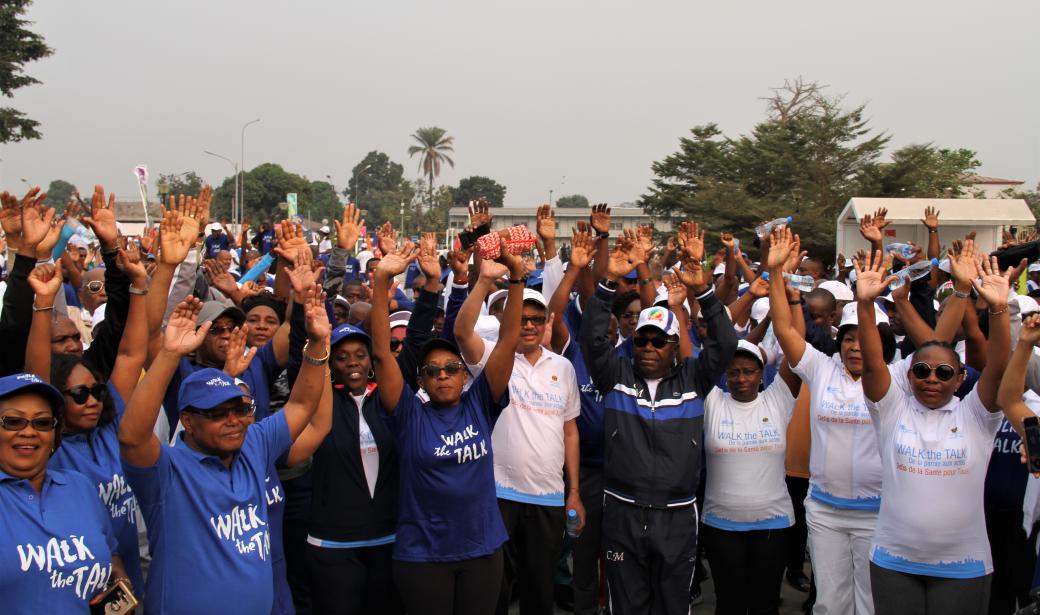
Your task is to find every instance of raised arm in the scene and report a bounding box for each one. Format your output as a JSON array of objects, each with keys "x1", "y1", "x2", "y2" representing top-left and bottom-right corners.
[
  {"x1": 588, "y1": 204, "x2": 612, "y2": 293},
  {"x1": 713, "y1": 233, "x2": 738, "y2": 305},
  {"x1": 766, "y1": 226, "x2": 806, "y2": 366},
  {"x1": 119, "y1": 298, "x2": 211, "y2": 467},
  {"x1": 896, "y1": 239, "x2": 977, "y2": 347},
  {"x1": 663, "y1": 272, "x2": 693, "y2": 360},
  {"x1": 371, "y1": 242, "x2": 420, "y2": 412},
  {"x1": 281, "y1": 284, "x2": 332, "y2": 440},
  {"x1": 482, "y1": 240, "x2": 527, "y2": 399},
  {"x1": 580, "y1": 232, "x2": 638, "y2": 394},
  {"x1": 548, "y1": 226, "x2": 592, "y2": 354},
  {"x1": 854, "y1": 251, "x2": 899, "y2": 402},
  {"x1": 973, "y1": 255, "x2": 1012, "y2": 412},
  {"x1": 1000, "y1": 314, "x2": 1040, "y2": 440},
  {"x1": 633, "y1": 225, "x2": 657, "y2": 308},
  {"x1": 921, "y1": 206, "x2": 940, "y2": 261},
  {"x1": 285, "y1": 361, "x2": 333, "y2": 466},
  {"x1": 25, "y1": 264, "x2": 63, "y2": 380},
  {"x1": 108, "y1": 247, "x2": 151, "y2": 402},
  {"x1": 453, "y1": 261, "x2": 493, "y2": 366},
  {"x1": 441, "y1": 247, "x2": 472, "y2": 344}
]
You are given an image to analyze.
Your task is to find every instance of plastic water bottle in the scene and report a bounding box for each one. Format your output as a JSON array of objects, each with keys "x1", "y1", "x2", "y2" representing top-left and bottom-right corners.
[
  {"x1": 783, "y1": 272, "x2": 814, "y2": 292},
  {"x1": 50, "y1": 217, "x2": 92, "y2": 260},
  {"x1": 755, "y1": 216, "x2": 793, "y2": 237},
  {"x1": 888, "y1": 258, "x2": 939, "y2": 290},
  {"x1": 885, "y1": 243, "x2": 917, "y2": 260},
  {"x1": 760, "y1": 271, "x2": 770, "y2": 281},
  {"x1": 566, "y1": 508, "x2": 581, "y2": 538},
  {"x1": 240, "y1": 253, "x2": 275, "y2": 284}
]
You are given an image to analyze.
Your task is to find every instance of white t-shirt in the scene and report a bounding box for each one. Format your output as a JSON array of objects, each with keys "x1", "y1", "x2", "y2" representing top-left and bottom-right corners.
[
  {"x1": 468, "y1": 342, "x2": 581, "y2": 506},
  {"x1": 352, "y1": 392, "x2": 379, "y2": 498},
  {"x1": 703, "y1": 379, "x2": 797, "y2": 530},
  {"x1": 867, "y1": 385, "x2": 1001, "y2": 578},
  {"x1": 791, "y1": 345, "x2": 883, "y2": 509}
]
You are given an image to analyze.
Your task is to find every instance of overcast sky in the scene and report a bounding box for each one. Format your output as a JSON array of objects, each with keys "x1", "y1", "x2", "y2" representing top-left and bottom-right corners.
[{"x1": 1, "y1": 0, "x2": 1037, "y2": 210}]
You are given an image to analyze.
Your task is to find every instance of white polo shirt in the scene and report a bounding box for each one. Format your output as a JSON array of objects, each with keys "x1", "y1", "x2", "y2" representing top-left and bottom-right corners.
[
  {"x1": 468, "y1": 342, "x2": 581, "y2": 506},
  {"x1": 703, "y1": 379, "x2": 796, "y2": 530},
  {"x1": 791, "y1": 345, "x2": 882, "y2": 510},
  {"x1": 867, "y1": 385, "x2": 1000, "y2": 578}
]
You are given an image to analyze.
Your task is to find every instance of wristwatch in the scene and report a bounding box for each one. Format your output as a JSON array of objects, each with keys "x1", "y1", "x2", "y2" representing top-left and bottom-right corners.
[{"x1": 596, "y1": 231, "x2": 610, "y2": 240}]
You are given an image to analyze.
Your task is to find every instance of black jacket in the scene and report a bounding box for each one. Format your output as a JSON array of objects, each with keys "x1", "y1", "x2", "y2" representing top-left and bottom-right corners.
[
  {"x1": 580, "y1": 282, "x2": 736, "y2": 508},
  {"x1": 309, "y1": 387, "x2": 399, "y2": 543}
]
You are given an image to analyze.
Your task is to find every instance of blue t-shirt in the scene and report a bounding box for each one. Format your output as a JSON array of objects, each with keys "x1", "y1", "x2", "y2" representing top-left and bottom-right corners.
[
  {"x1": 205, "y1": 234, "x2": 230, "y2": 258},
  {"x1": 0, "y1": 469, "x2": 117, "y2": 614},
  {"x1": 48, "y1": 385, "x2": 143, "y2": 594},
  {"x1": 256, "y1": 230, "x2": 276, "y2": 256},
  {"x1": 62, "y1": 282, "x2": 81, "y2": 309},
  {"x1": 122, "y1": 412, "x2": 291, "y2": 615},
  {"x1": 984, "y1": 417, "x2": 1029, "y2": 512},
  {"x1": 562, "y1": 300, "x2": 606, "y2": 467},
  {"x1": 390, "y1": 375, "x2": 509, "y2": 562}
]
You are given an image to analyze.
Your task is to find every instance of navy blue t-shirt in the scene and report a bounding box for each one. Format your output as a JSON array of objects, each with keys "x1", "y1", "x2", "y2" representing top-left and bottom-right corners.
[
  {"x1": 562, "y1": 300, "x2": 606, "y2": 467},
  {"x1": 389, "y1": 375, "x2": 509, "y2": 562},
  {"x1": 984, "y1": 417, "x2": 1029, "y2": 512},
  {"x1": 205, "y1": 234, "x2": 230, "y2": 258},
  {"x1": 255, "y1": 230, "x2": 276, "y2": 255}
]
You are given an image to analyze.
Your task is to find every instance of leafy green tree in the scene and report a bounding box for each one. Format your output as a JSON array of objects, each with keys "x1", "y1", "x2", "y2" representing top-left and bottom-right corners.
[
  {"x1": 454, "y1": 175, "x2": 506, "y2": 207},
  {"x1": 0, "y1": 0, "x2": 53, "y2": 143},
  {"x1": 43, "y1": 179, "x2": 76, "y2": 207},
  {"x1": 302, "y1": 180, "x2": 341, "y2": 223},
  {"x1": 156, "y1": 172, "x2": 204, "y2": 200},
  {"x1": 408, "y1": 127, "x2": 455, "y2": 207},
  {"x1": 344, "y1": 152, "x2": 415, "y2": 229},
  {"x1": 1016, "y1": 183, "x2": 1040, "y2": 222},
  {"x1": 556, "y1": 194, "x2": 589, "y2": 209},
  {"x1": 861, "y1": 145, "x2": 980, "y2": 198},
  {"x1": 213, "y1": 163, "x2": 308, "y2": 223}
]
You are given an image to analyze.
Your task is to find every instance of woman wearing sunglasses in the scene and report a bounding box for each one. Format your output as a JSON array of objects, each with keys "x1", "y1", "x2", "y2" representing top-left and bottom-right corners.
[
  {"x1": 371, "y1": 238, "x2": 524, "y2": 615},
  {"x1": 855, "y1": 249, "x2": 1010, "y2": 614},
  {"x1": 0, "y1": 372, "x2": 130, "y2": 612}
]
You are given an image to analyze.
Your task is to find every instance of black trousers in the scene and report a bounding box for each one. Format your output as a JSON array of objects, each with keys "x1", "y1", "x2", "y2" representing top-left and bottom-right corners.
[
  {"x1": 784, "y1": 475, "x2": 809, "y2": 575},
  {"x1": 496, "y1": 499, "x2": 565, "y2": 615},
  {"x1": 985, "y1": 507, "x2": 1037, "y2": 614},
  {"x1": 306, "y1": 542, "x2": 402, "y2": 615},
  {"x1": 870, "y1": 562, "x2": 991, "y2": 615},
  {"x1": 701, "y1": 525, "x2": 789, "y2": 615},
  {"x1": 394, "y1": 549, "x2": 504, "y2": 615},
  {"x1": 572, "y1": 466, "x2": 605, "y2": 615},
  {"x1": 602, "y1": 497, "x2": 698, "y2": 615}
]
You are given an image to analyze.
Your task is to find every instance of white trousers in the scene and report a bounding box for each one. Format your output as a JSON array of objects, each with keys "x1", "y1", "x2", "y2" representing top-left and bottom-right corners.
[{"x1": 805, "y1": 496, "x2": 877, "y2": 615}]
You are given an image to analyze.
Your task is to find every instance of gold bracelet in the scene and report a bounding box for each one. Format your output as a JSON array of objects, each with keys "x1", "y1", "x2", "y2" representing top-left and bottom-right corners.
[
  {"x1": 989, "y1": 306, "x2": 1008, "y2": 316},
  {"x1": 302, "y1": 340, "x2": 330, "y2": 365},
  {"x1": 32, "y1": 304, "x2": 53, "y2": 312}
]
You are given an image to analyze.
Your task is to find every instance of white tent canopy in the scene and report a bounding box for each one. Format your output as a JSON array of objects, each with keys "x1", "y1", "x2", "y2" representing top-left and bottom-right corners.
[{"x1": 836, "y1": 197, "x2": 1035, "y2": 260}]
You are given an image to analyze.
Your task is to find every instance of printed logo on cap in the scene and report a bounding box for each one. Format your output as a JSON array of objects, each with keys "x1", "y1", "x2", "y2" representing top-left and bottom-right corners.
[
  {"x1": 205, "y1": 377, "x2": 233, "y2": 388},
  {"x1": 16, "y1": 374, "x2": 41, "y2": 383},
  {"x1": 645, "y1": 307, "x2": 667, "y2": 323}
]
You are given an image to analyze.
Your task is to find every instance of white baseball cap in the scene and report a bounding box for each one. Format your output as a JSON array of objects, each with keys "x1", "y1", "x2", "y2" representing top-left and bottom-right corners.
[
  {"x1": 1029, "y1": 263, "x2": 1040, "y2": 273},
  {"x1": 938, "y1": 258, "x2": 952, "y2": 274},
  {"x1": 636, "y1": 306, "x2": 680, "y2": 337},
  {"x1": 837, "y1": 302, "x2": 889, "y2": 329},
  {"x1": 523, "y1": 288, "x2": 547, "y2": 308},
  {"x1": 712, "y1": 263, "x2": 726, "y2": 276},
  {"x1": 751, "y1": 297, "x2": 770, "y2": 323},
  {"x1": 206, "y1": 222, "x2": 222, "y2": 233},
  {"x1": 1016, "y1": 294, "x2": 1040, "y2": 316},
  {"x1": 819, "y1": 280, "x2": 854, "y2": 302},
  {"x1": 734, "y1": 339, "x2": 766, "y2": 366},
  {"x1": 486, "y1": 289, "x2": 508, "y2": 311}
]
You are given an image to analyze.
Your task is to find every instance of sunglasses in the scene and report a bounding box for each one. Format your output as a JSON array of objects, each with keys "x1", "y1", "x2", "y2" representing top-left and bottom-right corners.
[
  {"x1": 520, "y1": 315, "x2": 547, "y2": 326},
  {"x1": 64, "y1": 384, "x2": 107, "y2": 405},
  {"x1": 910, "y1": 362, "x2": 959, "y2": 382},
  {"x1": 207, "y1": 325, "x2": 235, "y2": 337},
  {"x1": 0, "y1": 415, "x2": 58, "y2": 432},
  {"x1": 84, "y1": 280, "x2": 105, "y2": 294},
  {"x1": 634, "y1": 336, "x2": 676, "y2": 349},
  {"x1": 419, "y1": 362, "x2": 467, "y2": 378},
  {"x1": 186, "y1": 402, "x2": 256, "y2": 421},
  {"x1": 390, "y1": 339, "x2": 404, "y2": 351}
]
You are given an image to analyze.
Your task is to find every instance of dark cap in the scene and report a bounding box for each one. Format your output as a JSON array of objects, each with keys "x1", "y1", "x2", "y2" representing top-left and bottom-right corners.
[{"x1": 417, "y1": 338, "x2": 465, "y2": 369}]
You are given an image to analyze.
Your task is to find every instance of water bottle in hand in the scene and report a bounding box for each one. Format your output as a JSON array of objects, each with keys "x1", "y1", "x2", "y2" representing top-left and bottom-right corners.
[
  {"x1": 888, "y1": 258, "x2": 939, "y2": 290},
  {"x1": 783, "y1": 272, "x2": 814, "y2": 292},
  {"x1": 755, "y1": 216, "x2": 793, "y2": 237},
  {"x1": 566, "y1": 508, "x2": 581, "y2": 538},
  {"x1": 885, "y1": 243, "x2": 917, "y2": 260}
]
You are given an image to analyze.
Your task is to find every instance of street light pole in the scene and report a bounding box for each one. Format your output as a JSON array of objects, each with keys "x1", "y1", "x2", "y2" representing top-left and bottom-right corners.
[
  {"x1": 400, "y1": 201, "x2": 405, "y2": 237},
  {"x1": 239, "y1": 118, "x2": 261, "y2": 228},
  {"x1": 353, "y1": 164, "x2": 372, "y2": 208},
  {"x1": 204, "y1": 150, "x2": 238, "y2": 228},
  {"x1": 325, "y1": 174, "x2": 336, "y2": 222}
]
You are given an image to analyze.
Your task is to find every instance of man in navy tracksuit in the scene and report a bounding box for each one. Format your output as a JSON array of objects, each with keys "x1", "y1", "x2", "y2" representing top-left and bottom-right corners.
[{"x1": 580, "y1": 245, "x2": 736, "y2": 615}]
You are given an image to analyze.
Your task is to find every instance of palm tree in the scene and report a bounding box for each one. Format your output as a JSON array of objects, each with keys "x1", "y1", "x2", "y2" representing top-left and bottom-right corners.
[{"x1": 408, "y1": 126, "x2": 455, "y2": 210}]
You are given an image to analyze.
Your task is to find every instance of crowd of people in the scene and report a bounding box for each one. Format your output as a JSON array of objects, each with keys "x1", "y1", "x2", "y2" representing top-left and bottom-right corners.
[{"x1": 0, "y1": 182, "x2": 1039, "y2": 615}]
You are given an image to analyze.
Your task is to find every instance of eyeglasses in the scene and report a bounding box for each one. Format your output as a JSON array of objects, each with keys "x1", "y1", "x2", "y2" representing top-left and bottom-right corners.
[
  {"x1": 419, "y1": 362, "x2": 466, "y2": 378},
  {"x1": 621, "y1": 312, "x2": 640, "y2": 320},
  {"x1": 633, "y1": 336, "x2": 676, "y2": 349},
  {"x1": 64, "y1": 384, "x2": 107, "y2": 405},
  {"x1": 186, "y1": 402, "x2": 256, "y2": 421},
  {"x1": 84, "y1": 280, "x2": 105, "y2": 294},
  {"x1": 910, "y1": 362, "x2": 959, "y2": 382},
  {"x1": 0, "y1": 415, "x2": 58, "y2": 432},
  {"x1": 206, "y1": 325, "x2": 235, "y2": 336},
  {"x1": 390, "y1": 339, "x2": 404, "y2": 351},
  {"x1": 520, "y1": 315, "x2": 547, "y2": 326}
]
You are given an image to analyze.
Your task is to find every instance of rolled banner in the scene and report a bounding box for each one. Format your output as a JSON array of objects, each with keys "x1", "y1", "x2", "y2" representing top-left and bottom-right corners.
[
  {"x1": 134, "y1": 165, "x2": 150, "y2": 229},
  {"x1": 476, "y1": 225, "x2": 537, "y2": 260}
]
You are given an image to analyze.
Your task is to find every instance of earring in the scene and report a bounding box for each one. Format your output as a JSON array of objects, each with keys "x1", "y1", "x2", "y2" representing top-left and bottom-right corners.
[{"x1": 368, "y1": 369, "x2": 375, "y2": 380}]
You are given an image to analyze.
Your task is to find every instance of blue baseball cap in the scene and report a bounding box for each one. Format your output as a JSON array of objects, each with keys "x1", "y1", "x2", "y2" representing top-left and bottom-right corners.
[
  {"x1": 623, "y1": 269, "x2": 639, "y2": 281},
  {"x1": 0, "y1": 373, "x2": 65, "y2": 415},
  {"x1": 526, "y1": 269, "x2": 544, "y2": 288},
  {"x1": 331, "y1": 323, "x2": 371, "y2": 347},
  {"x1": 177, "y1": 368, "x2": 252, "y2": 412}
]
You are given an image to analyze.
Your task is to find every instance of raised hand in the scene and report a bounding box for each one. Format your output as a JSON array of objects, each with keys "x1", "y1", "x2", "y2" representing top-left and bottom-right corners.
[
  {"x1": 163, "y1": 297, "x2": 211, "y2": 355},
  {"x1": 635, "y1": 225, "x2": 655, "y2": 256},
  {"x1": 303, "y1": 283, "x2": 332, "y2": 341},
  {"x1": 116, "y1": 246, "x2": 149, "y2": 287},
  {"x1": 624, "y1": 228, "x2": 648, "y2": 268},
  {"x1": 675, "y1": 259, "x2": 705, "y2": 290},
  {"x1": 334, "y1": 202, "x2": 363, "y2": 251},
  {"x1": 168, "y1": 193, "x2": 202, "y2": 252},
  {"x1": 376, "y1": 222, "x2": 398, "y2": 255},
  {"x1": 447, "y1": 248, "x2": 471, "y2": 281},
  {"x1": 159, "y1": 208, "x2": 191, "y2": 265},
  {"x1": 203, "y1": 258, "x2": 240, "y2": 297},
  {"x1": 417, "y1": 232, "x2": 441, "y2": 280},
  {"x1": 973, "y1": 255, "x2": 1011, "y2": 310},
  {"x1": 853, "y1": 250, "x2": 897, "y2": 302},
  {"x1": 676, "y1": 220, "x2": 704, "y2": 263},
  {"x1": 239, "y1": 281, "x2": 262, "y2": 300},
  {"x1": 286, "y1": 249, "x2": 318, "y2": 297},
  {"x1": 607, "y1": 232, "x2": 637, "y2": 280},
  {"x1": 720, "y1": 232, "x2": 735, "y2": 251},
  {"x1": 19, "y1": 194, "x2": 56, "y2": 250},
  {"x1": 947, "y1": 239, "x2": 977, "y2": 287},
  {"x1": 536, "y1": 204, "x2": 556, "y2": 242},
  {"x1": 1020, "y1": 313, "x2": 1040, "y2": 346},
  {"x1": 590, "y1": 203, "x2": 611, "y2": 235},
  {"x1": 272, "y1": 220, "x2": 308, "y2": 263},
  {"x1": 479, "y1": 252, "x2": 509, "y2": 282},
  {"x1": 223, "y1": 325, "x2": 257, "y2": 378},
  {"x1": 495, "y1": 237, "x2": 527, "y2": 277},
  {"x1": 469, "y1": 198, "x2": 492, "y2": 229},
  {"x1": 663, "y1": 272, "x2": 688, "y2": 310},
  {"x1": 748, "y1": 275, "x2": 770, "y2": 298},
  {"x1": 81, "y1": 185, "x2": 120, "y2": 250},
  {"x1": 921, "y1": 206, "x2": 940, "y2": 230},
  {"x1": 0, "y1": 191, "x2": 23, "y2": 239},
  {"x1": 858, "y1": 214, "x2": 882, "y2": 244},
  {"x1": 375, "y1": 241, "x2": 419, "y2": 278},
  {"x1": 569, "y1": 225, "x2": 593, "y2": 269},
  {"x1": 195, "y1": 184, "x2": 213, "y2": 226},
  {"x1": 27, "y1": 262, "x2": 62, "y2": 301},
  {"x1": 872, "y1": 207, "x2": 890, "y2": 230},
  {"x1": 766, "y1": 226, "x2": 794, "y2": 270}
]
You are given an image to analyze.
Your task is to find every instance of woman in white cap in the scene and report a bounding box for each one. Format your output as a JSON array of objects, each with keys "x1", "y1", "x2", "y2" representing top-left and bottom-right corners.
[
  {"x1": 856, "y1": 249, "x2": 1011, "y2": 614},
  {"x1": 701, "y1": 331, "x2": 802, "y2": 614}
]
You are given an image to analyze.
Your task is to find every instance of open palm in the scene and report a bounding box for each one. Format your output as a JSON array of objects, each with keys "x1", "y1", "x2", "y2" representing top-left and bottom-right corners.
[
  {"x1": 163, "y1": 298, "x2": 209, "y2": 354},
  {"x1": 973, "y1": 256, "x2": 1010, "y2": 307}
]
